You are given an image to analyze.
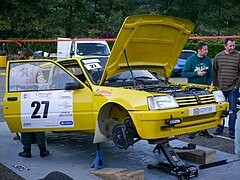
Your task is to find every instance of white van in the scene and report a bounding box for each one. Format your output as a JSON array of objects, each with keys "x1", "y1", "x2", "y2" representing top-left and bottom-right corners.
[{"x1": 57, "y1": 38, "x2": 110, "y2": 59}]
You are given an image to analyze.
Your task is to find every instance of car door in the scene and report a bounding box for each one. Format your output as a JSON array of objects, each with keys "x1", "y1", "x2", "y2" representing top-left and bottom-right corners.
[{"x1": 3, "y1": 60, "x2": 94, "y2": 133}]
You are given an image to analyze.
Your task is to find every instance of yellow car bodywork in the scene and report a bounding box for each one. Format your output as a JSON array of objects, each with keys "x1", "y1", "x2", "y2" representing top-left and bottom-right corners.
[
  {"x1": 3, "y1": 57, "x2": 228, "y2": 140},
  {"x1": 3, "y1": 15, "x2": 229, "y2": 147}
]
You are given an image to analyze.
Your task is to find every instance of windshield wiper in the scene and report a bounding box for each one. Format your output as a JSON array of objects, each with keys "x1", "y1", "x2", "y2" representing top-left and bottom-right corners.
[{"x1": 108, "y1": 78, "x2": 128, "y2": 82}]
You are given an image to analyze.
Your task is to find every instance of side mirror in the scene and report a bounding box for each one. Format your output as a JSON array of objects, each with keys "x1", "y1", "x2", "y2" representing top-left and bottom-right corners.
[{"x1": 65, "y1": 82, "x2": 84, "y2": 90}]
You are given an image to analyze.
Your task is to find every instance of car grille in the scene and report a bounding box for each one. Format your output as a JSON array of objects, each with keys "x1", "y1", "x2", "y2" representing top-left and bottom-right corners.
[{"x1": 175, "y1": 94, "x2": 215, "y2": 107}]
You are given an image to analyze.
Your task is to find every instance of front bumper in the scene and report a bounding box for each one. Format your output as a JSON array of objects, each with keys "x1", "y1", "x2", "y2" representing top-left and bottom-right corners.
[{"x1": 129, "y1": 102, "x2": 229, "y2": 139}]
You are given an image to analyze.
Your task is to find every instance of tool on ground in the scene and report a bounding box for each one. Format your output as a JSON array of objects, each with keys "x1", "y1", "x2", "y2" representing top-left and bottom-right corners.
[
  {"x1": 149, "y1": 140, "x2": 198, "y2": 179},
  {"x1": 199, "y1": 157, "x2": 240, "y2": 169}
]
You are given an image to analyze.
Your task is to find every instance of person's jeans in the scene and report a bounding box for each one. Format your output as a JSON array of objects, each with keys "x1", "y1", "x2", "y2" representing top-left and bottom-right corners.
[
  {"x1": 222, "y1": 87, "x2": 239, "y2": 134},
  {"x1": 21, "y1": 132, "x2": 46, "y2": 151}
]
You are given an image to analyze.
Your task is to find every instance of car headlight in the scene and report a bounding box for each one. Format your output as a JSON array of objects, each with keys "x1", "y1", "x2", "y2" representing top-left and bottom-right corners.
[
  {"x1": 212, "y1": 90, "x2": 225, "y2": 102},
  {"x1": 147, "y1": 96, "x2": 179, "y2": 110}
]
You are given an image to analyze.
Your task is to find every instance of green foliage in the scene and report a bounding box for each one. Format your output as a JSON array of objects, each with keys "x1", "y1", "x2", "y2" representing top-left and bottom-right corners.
[
  {"x1": 184, "y1": 41, "x2": 240, "y2": 58},
  {"x1": 184, "y1": 43, "x2": 196, "y2": 51},
  {"x1": 107, "y1": 41, "x2": 114, "y2": 50},
  {"x1": 1, "y1": 0, "x2": 240, "y2": 39},
  {"x1": 208, "y1": 44, "x2": 224, "y2": 58},
  {"x1": 1, "y1": 0, "x2": 240, "y2": 56}
]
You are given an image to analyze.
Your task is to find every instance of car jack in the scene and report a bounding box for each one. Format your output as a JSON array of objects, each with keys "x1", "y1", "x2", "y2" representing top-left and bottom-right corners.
[
  {"x1": 148, "y1": 140, "x2": 198, "y2": 179},
  {"x1": 91, "y1": 143, "x2": 106, "y2": 170}
]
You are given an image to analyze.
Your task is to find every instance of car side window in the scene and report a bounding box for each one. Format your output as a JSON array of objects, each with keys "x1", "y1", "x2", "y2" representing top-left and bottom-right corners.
[
  {"x1": 58, "y1": 60, "x2": 88, "y2": 84},
  {"x1": 8, "y1": 61, "x2": 79, "y2": 92},
  {"x1": 51, "y1": 66, "x2": 79, "y2": 90},
  {"x1": 9, "y1": 62, "x2": 47, "y2": 92},
  {"x1": 67, "y1": 67, "x2": 86, "y2": 83}
]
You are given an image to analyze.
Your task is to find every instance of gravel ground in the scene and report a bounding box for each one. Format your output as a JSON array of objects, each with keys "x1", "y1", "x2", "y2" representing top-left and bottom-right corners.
[
  {"x1": 178, "y1": 128, "x2": 235, "y2": 154},
  {"x1": 0, "y1": 163, "x2": 24, "y2": 180}
]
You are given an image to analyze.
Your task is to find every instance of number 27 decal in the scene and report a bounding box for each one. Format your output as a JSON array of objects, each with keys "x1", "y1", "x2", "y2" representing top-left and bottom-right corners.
[{"x1": 31, "y1": 101, "x2": 49, "y2": 119}]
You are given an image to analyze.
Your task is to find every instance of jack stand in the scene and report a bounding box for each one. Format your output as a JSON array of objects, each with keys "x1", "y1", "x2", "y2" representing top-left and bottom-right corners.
[
  {"x1": 91, "y1": 143, "x2": 106, "y2": 170},
  {"x1": 148, "y1": 141, "x2": 198, "y2": 179}
]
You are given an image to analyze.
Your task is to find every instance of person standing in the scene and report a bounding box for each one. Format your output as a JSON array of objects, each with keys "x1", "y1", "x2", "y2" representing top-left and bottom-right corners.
[
  {"x1": 10, "y1": 48, "x2": 50, "y2": 158},
  {"x1": 212, "y1": 38, "x2": 240, "y2": 139},
  {"x1": 182, "y1": 42, "x2": 213, "y2": 138}
]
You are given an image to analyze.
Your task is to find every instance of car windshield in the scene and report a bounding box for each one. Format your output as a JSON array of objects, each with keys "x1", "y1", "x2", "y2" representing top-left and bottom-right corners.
[
  {"x1": 179, "y1": 51, "x2": 195, "y2": 59},
  {"x1": 80, "y1": 57, "x2": 162, "y2": 86},
  {"x1": 106, "y1": 70, "x2": 157, "y2": 82},
  {"x1": 104, "y1": 70, "x2": 163, "y2": 87},
  {"x1": 76, "y1": 43, "x2": 110, "y2": 56},
  {"x1": 81, "y1": 57, "x2": 108, "y2": 84}
]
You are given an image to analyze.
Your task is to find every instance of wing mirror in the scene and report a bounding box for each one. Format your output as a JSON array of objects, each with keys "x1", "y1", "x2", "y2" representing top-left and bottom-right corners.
[{"x1": 65, "y1": 82, "x2": 84, "y2": 90}]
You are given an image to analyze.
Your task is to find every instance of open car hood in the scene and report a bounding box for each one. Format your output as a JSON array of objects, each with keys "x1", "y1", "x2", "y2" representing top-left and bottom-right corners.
[{"x1": 100, "y1": 14, "x2": 195, "y2": 84}]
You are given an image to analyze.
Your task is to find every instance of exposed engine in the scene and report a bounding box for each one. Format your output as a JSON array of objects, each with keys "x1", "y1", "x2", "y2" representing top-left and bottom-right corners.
[
  {"x1": 134, "y1": 84, "x2": 215, "y2": 107},
  {"x1": 135, "y1": 84, "x2": 211, "y2": 97}
]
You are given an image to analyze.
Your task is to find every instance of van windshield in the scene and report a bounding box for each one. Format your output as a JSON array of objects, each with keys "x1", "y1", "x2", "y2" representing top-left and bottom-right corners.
[{"x1": 76, "y1": 43, "x2": 110, "y2": 56}]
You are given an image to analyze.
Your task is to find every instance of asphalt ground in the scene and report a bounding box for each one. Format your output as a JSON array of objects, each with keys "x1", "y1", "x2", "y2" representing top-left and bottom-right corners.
[
  {"x1": 0, "y1": 72, "x2": 238, "y2": 179},
  {"x1": 0, "y1": 73, "x2": 24, "y2": 179},
  {"x1": 0, "y1": 121, "x2": 239, "y2": 180}
]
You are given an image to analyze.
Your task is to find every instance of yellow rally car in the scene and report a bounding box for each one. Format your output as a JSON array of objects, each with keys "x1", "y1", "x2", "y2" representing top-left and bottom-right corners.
[{"x1": 3, "y1": 15, "x2": 228, "y2": 150}]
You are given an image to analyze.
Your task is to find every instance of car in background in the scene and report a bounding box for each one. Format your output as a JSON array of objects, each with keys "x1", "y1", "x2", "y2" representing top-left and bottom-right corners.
[
  {"x1": 172, "y1": 50, "x2": 196, "y2": 76},
  {"x1": 57, "y1": 38, "x2": 110, "y2": 60}
]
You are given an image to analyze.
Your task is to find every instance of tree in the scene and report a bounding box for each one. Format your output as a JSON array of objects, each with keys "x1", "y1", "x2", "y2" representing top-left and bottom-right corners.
[{"x1": 1, "y1": 0, "x2": 240, "y2": 39}]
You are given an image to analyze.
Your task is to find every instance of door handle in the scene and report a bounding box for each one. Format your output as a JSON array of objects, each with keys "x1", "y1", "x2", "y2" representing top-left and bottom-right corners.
[{"x1": 7, "y1": 97, "x2": 18, "y2": 101}]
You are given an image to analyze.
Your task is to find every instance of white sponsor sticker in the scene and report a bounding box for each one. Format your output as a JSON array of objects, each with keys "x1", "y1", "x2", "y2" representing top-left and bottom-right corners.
[
  {"x1": 84, "y1": 62, "x2": 102, "y2": 70},
  {"x1": 82, "y1": 59, "x2": 102, "y2": 70},
  {"x1": 189, "y1": 105, "x2": 216, "y2": 116},
  {"x1": 82, "y1": 59, "x2": 100, "y2": 64},
  {"x1": 21, "y1": 90, "x2": 74, "y2": 129}
]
